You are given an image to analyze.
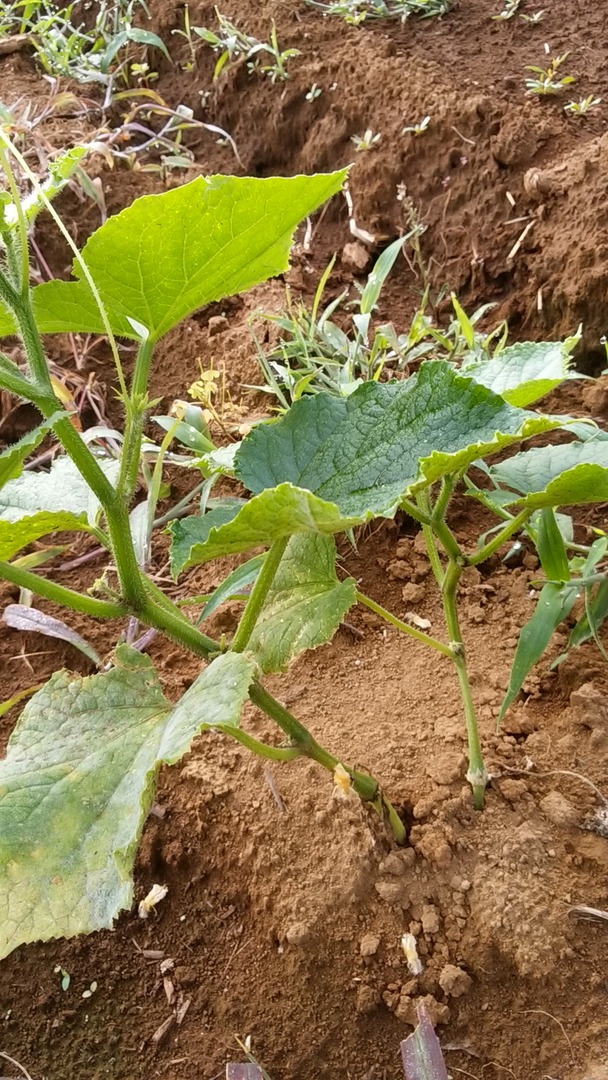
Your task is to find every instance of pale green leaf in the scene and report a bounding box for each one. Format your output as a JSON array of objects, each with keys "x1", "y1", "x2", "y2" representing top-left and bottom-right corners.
[
  {"x1": 247, "y1": 534, "x2": 357, "y2": 673},
  {"x1": 0, "y1": 647, "x2": 256, "y2": 959},
  {"x1": 236, "y1": 362, "x2": 559, "y2": 517},
  {"x1": 0, "y1": 173, "x2": 346, "y2": 342},
  {"x1": 0, "y1": 414, "x2": 62, "y2": 488},
  {"x1": 463, "y1": 333, "x2": 580, "y2": 407},
  {"x1": 489, "y1": 442, "x2": 608, "y2": 508},
  {"x1": 0, "y1": 510, "x2": 91, "y2": 560},
  {"x1": 158, "y1": 651, "x2": 258, "y2": 761},
  {"x1": 169, "y1": 483, "x2": 361, "y2": 575},
  {"x1": 0, "y1": 454, "x2": 119, "y2": 524}
]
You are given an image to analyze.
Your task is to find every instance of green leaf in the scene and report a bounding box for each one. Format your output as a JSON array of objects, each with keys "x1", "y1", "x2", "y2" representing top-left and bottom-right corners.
[
  {"x1": 568, "y1": 579, "x2": 608, "y2": 652},
  {"x1": 236, "y1": 362, "x2": 559, "y2": 518},
  {"x1": 0, "y1": 173, "x2": 347, "y2": 342},
  {"x1": 169, "y1": 502, "x2": 243, "y2": 577},
  {"x1": 0, "y1": 510, "x2": 91, "y2": 560},
  {"x1": 0, "y1": 414, "x2": 62, "y2": 488},
  {"x1": 489, "y1": 441, "x2": 608, "y2": 508},
  {"x1": 169, "y1": 483, "x2": 361, "y2": 575},
  {"x1": 198, "y1": 553, "x2": 266, "y2": 622},
  {"x1": 499, "y1": 583, "x2": 578, "y2": 722},
  {"x1": 463, "y1": 333, "x2": 580, "y2": 407},
  {"x1": 247, "y1": 534, "x2": 357, "y2": 673},
  {"x1": 534, "y1": 507, "x2": 570, "y2": 583},
  {"x1": 0, "y1": 647, "x2": 256, "y2": 959},
  {"x1": 158, "y1": 651, "x2": 257, "y2": 761},
  {"x1": 0, "y1": 454, "x2": 119, "y2": 524}
]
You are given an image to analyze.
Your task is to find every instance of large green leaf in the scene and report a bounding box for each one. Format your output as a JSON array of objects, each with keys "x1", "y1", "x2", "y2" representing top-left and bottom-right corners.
[
  {"x1": 236, "y1": 362, "x2": 558, "y2": 517},
  {"x1": 169, "y1": 484, "x2": 361, "y2": 576},
  {"x1": 247, "y1": 534, "x2": 357, "y2": 673},
  {"x1": 0, "y1": 511, "x2": 92, "y2": 560},
  {"x1": 0, "y1": 454, "x2": 119, "y2": 524},
  {"x1": 0, "y1": 414, "x2": 62, "y2": 489},
  {"x1": 463, "y1": 333, "x2": 580, "y2": 407},
  {"x1": 0, "y1": 173, "x2": 346, "y2": 342},
  {"x1": 489, "y1": 442, "x2": 608, "y2": 508},
  {"x1": 0, "y1": 647, "x2": 256, "y2": 959}
]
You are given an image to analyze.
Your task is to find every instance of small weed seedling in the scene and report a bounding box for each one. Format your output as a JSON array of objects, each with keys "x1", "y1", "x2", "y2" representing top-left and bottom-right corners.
[
  {"x1": 0, "y1": 144, "x2": 606, "y2": 971},
  {"x1": 520, "y1": 9, "x2": 546, "y2": 22},
  {"x1": 305, "y1": 84, "x2": 323, "y2": 102},
  {"x1": 191, "y1": 9, "x2": 300, "y2": 82},
  {"x1": 492, "y1": 0, "x2": 522, "y2": 21},
  {"x1": 402, "y1": 116, "x2": 430, "y2": 136},
  {"x1": 350, "y1": 128, "x2": 382, "y2": 151},
  {"x1": 564, "y1": 96, "x2": 602, "y2": 116},
  {"x1": 525, "y1": 53, "x2": 575, "y2": 95}
]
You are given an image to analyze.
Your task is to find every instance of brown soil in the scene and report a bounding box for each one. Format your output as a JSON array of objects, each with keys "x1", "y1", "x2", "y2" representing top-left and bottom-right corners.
[{"x1": 2, "y1": 2, "x2": 608, "y2": 1079}]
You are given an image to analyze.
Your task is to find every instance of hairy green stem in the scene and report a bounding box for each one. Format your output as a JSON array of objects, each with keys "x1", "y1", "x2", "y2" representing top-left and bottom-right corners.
[
  {"x1": 0, "y1": 560, "x2": 128, "y2": 618},
  {"x1": 231, "y1": 537, "x2": 288, "y2": 652},
  {"x1": 467, "y1": 508, "x2": 532, "y2": 566},
  {"x1": 0, "y1": 144, "x2": 29, "y2": 298},
  {"x1": 442, "y1": 559, "x2": 487, "y2": 808},
  {"x1": 117, "y1": 337, "x2": 155, "y2": 503},
  {"x1": 356, "y1": 589, "x2": 455, "y2": 658}
]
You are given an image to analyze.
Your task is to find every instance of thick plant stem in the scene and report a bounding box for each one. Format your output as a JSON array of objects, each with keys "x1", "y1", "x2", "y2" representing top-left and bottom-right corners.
[
  {"x1": 356, "y1": 590, "x2": 455, "y2": 658},
  {"x1": 0, "y1": 561, "x2": 128, "y2": 619},
  {"x1": 231, "y1": 537, "x2": 289, "y2": 652},
  {"x1": 442, "y1": 559, "x2": 487, "y2": 808}
]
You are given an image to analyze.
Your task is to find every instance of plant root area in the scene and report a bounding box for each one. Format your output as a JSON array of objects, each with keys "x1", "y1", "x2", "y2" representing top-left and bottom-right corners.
[{"x1": 2, "y1": 1, "x2": 608, "y2": 1078}]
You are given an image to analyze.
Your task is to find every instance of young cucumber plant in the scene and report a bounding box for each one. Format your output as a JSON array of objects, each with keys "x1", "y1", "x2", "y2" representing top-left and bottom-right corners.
[
  {"x1": 0, "y1": 147, "x2": 607, "y2": 964},
  {"x1": 0, "y1": 152, "x2": 405, "y2": 961}
]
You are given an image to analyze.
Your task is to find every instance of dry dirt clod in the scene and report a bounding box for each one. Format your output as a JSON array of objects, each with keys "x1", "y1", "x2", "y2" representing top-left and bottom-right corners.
[
  {"x1": 355, "y1": 984, "x2": 380, "y2": 1014},
  {"x1": 421, "y1": 904, "x2": 441, "y2": 936},
  {"x1": 571, "y1": 682, "x2": 608, "y2": 729},
  {"x1": 401, "y1": 582, "x2": 425, "y2": 604},
  {"x1": 379, "y1": 852, "x2": 407, "y2": 877},
  {"x1": 285, "y1": 922, "x2": 311, "y2": 946},
  {"x1": 438, "y1": 963, "x2": 473, "y2": 998},
  {"x1": 396, "y1": 992, "x2": 450, "y2": 1027},
  {"x1": 360, "y1": 933, "x2": 381, "y2": 958},
  {"x1": 208, "y1": 315, "x2": 230, "y2": 336},
  {"x1": 341, "y1": 241, "x2": 371, "y2": 271},
  {"x1": 375, "y1": 880, "x2": 406, "y2": 905},
  {"x1": 539, "y1": 791, "x2": 579, "y2": 829}
]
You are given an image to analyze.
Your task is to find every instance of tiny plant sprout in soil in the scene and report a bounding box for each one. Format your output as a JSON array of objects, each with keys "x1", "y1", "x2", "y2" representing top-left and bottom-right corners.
[{"x1": 2, "y1": 3, "x2": 608, "y2": 1080}]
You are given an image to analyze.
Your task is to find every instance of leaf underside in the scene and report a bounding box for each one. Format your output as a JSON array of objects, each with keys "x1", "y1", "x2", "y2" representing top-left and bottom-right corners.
[{"x1": 490, "y1": 441, "x2": 608, "y2": 508}]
